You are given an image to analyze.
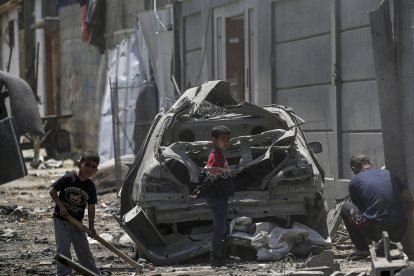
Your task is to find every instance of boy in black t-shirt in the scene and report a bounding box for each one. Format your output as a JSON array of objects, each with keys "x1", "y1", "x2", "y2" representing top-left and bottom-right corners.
[{"x1": 50, "y1": 151, "x2": 101, "y2": 275}]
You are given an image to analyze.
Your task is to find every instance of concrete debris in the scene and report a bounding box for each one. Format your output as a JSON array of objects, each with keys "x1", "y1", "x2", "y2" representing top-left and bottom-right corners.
[
  {"x1": 88, "y1": 233, "x2": 113, "y2": 244},
  {"x1": 251, "y1": 222, "x2": 331, "y2": 261},
  {"x1": 304, "y1": 251, "x2": 335, "y2": 275},
  {"x1": 119, "y1": 233, "x2": 134, "y2": 247},
  {"x1": 396, "y1": 267, "x2": 414, "y2": 276},
  {"x1": 0, "y1": 229, "x2": 17, "y2": 238},
  {"x1": 11, "y1": 206, "x2": 26, "y2": 218},
  {"x1": 44, "y1": 159, "x2": 63, "y2": 169},
  {"x1": 0, "y1": 205, "x2": 17, "y2": 215},
  {"x1": 370, "y1": 232, "x2": 408, "y2": 276},
  {"x1": 29, "y1": 207, "x2": 48, "y2": 215},
  {"x1": 38, "y1": 261, "x2": 53, "y2": 266}
]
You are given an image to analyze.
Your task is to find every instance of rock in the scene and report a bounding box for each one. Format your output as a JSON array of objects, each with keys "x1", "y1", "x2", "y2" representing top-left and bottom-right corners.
[
  {"x1": 119, "y1": 233, "x2": 134, "y2": 247},
  {"x1": 110, "y1": 230, "x2": 124, "y2": 242},
  {"x1": 102, "y1": 263, "x2": 113, "y2": 269},
  {"x1": 38, "y1": 261, "x2": 53, "y2": 265},
  {"x1": 44, "y1": 159, "x2": 63, "y2": 169},
  {"x1": 0, "y1": 205, "x2": 17, "y2": 215},
  {"x1": 30, "y1": 207, "x2": 47, "y2": 214},
  {"x1": 305, "y1": 250, "x2": 335, "y2": 273},
  {"x1": 1, "y1": 229, "x2": 17, "y2": 238},
  {"x1": 88, "y1": 233, "x2": 114, "y2": 244},
  {"x1": 11, "y1": 207, "x2": 25, "y2": 217},
  {"x1": 20, "y1": 253, "x2": 32, "y2": 259},
  {"x1": 34, "y1": 237, "x2": 49, "y2": 244},
  {"x1": 98, "y1": 233, "x2": 113, "y2": 243}
]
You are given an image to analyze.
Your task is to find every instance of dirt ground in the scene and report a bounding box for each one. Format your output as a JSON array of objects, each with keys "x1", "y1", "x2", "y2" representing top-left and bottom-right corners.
[{"x1": 0, "y1": 166, "x2": 372, "y2": 275}]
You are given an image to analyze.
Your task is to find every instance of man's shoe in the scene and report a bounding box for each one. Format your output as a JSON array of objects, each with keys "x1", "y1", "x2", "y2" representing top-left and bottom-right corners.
[{"x1": 347, "y1": 250, "x2": 370, "y2": 261}]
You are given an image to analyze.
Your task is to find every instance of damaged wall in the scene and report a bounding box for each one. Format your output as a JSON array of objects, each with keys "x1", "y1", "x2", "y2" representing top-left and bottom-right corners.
[{"x1": 59, "y1": 3, "x2": 102, "y2": 151}]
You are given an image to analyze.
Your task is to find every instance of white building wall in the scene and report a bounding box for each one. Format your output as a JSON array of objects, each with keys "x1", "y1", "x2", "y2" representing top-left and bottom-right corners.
[{"x1": 34, "y1": 0, "x2": 46, "y2": 116}]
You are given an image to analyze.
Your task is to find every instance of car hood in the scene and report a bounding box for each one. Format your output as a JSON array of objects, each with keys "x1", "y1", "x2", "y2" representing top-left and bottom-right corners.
[
  {"x1": 169, "y1": 80, "x2": 287, "y2": 126},
  {"x1": 170, "y1": 81, "x2": 237, "y2": 113}
]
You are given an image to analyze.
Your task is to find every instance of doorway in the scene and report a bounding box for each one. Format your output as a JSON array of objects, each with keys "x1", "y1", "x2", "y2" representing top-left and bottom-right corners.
[{"x1": 226, "y1": 15, "x2": 244, "y2": 101}]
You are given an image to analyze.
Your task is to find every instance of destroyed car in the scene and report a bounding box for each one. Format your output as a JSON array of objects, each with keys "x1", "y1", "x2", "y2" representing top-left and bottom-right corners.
[{"x1": 118, "y1": 80, "x2": 327, "y2": 265}]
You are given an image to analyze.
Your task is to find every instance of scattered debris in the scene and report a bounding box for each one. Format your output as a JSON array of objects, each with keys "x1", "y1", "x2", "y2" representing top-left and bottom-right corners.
[
  {"x1": 89, "y1": 233, "x2": 114, "y2": 244},
  {"x1": 370, "y1": 232, "x2": 408, "y2": 276},
  {"x1": 44, "y1": 159, "x2": 63, "y2": 169},
  {"x1": 305, "y1": 250, "x2": 335, "y2": 274},
  {"x1": 34, "y1": 237, "x2": 49, "y2": 244},
  {"x1": 396, "y1": 266, "x2": 414, "y2": 276},
  {"x1": 230, "y1": 218, "x2": 331, "y2": 261},
  {"x1": 0, "y1": 229, "x2": 17, "y2": 238},
  {"x1": 119, "y1": 233, "x2": 134, "y2": 247}
]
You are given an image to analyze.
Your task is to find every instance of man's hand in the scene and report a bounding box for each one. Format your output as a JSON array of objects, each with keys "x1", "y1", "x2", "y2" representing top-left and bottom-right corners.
[{"x1": 59, "y1": 206, "x2": 69, "y2": 218}]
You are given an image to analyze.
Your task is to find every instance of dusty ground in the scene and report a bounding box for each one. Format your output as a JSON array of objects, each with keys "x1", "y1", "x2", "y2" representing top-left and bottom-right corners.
[{"x1": 0, "y1": 166, "x2": 372, "y2": 275}]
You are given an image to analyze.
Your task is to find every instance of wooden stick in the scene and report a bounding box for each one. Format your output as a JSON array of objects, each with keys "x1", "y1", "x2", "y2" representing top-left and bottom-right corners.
[{"x1": 65, "y1": 215, "x2": 142, "y2": 271}]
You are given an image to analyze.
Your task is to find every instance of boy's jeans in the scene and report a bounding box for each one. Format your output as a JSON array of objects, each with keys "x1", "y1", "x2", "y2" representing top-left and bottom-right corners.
[
  {"x1": 206, "y1": 195, "x2": 229, "y2": 257},
  {"x1": 54, "y1": 217, "x2": 101, "y2": 276}
]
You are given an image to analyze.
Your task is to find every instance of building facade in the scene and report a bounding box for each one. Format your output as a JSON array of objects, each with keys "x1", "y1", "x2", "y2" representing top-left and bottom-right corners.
[{"x1": 175, "y1": 0, "x2": 384, "y2": 204}]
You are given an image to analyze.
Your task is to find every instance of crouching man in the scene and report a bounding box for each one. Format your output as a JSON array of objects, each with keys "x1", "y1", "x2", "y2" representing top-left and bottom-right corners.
[{"x1": 341, "y1": 154, "x2": 413, "y2": 260}]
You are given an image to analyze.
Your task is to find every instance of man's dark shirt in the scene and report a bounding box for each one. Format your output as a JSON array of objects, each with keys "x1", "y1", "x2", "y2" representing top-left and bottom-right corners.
[
  {"x1": 53, "y1": 171, "x2": 98, "y2": 221},
  {"x1": 349, "y1": 168, "x2": 406, "y2": 222}
]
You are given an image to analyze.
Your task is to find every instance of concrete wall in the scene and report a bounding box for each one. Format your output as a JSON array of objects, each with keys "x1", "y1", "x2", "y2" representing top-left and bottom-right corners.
[
  {"x1": 271, "y1": 0, "x2": 383, "y2": 201},
  {"x1": 178, "y1": 0, "x2": 385, "y2": 204},
  {"x1": 59, "y1": 4, "x2": 102, "y2": 152},
  {"x1": 105, "y1": 0, "x2": 146, "y2": 48}
]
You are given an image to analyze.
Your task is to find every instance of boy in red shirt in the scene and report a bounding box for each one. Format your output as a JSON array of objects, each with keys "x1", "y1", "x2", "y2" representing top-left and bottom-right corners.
[{"x1": 192, "y1": 125, "x2": 235, "y2": 267}]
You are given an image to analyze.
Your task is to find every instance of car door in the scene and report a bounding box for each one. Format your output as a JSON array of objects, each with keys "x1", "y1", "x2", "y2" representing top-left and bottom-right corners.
[{"x1": 0, "y1": 117, "x2": 27, "y2": 184}]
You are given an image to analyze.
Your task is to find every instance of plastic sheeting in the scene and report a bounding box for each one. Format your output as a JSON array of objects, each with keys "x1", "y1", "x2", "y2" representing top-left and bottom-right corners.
[
  {"x1": 97, "y1": 28, "x2": 146, "y2": 162},
  {"x1": 230, "y1": 218, "x2": 331, "y2": 261}
]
